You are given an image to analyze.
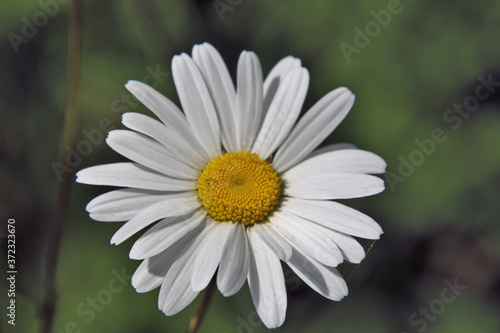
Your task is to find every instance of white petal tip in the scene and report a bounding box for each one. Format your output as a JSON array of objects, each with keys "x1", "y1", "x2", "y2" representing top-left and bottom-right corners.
[
  {"x1": 87, "y1": 213, "x2": 103, "y2": 220},
  {"x1": 75, "y1": 174, "x2": 83, "y2": 183},
  {"x1": 190, "y1": 281, "x2": 206, "y2": 293},
  {"x1": 324, "y1": 257, "x2": 343, "y2": 268},
  {"x1": 371, "y1": 227, "x2": 384, "y2": 239},
  {"x1": 129, "y1": 246, "x2": 145, "y2": 260},
  {"x1": 110, "y1": 234, "x2": 124, "y2": 246},
  {"x1": 219, "y1": 289, "x2": 237, "y2": 297},
  {"x1": 261, "y1": 317, "x2": 286, "y2": 330},
  {"x1": 280, "y1": 55, "x2": 302, "y2": 67},
  {"x1": 125, "y1": 79, "x2": 137, "y2": 87},
  {"x1": 192, "y1": 42, "x2": 213, "y2": 52},
  {"x1": 75, "y1": 168, "x2": 92, "y2": 184},
  {"x1": 336, "y1": 86, "x2": 351, "y2": 94}
]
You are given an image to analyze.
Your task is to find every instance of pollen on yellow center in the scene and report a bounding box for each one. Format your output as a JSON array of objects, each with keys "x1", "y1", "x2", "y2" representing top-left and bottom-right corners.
[{"x1": 197, "y1": 151, "x2": 281, "y2": 225}]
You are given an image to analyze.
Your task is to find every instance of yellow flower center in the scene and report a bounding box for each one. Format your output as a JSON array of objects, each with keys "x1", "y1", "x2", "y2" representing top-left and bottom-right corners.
[{"x1": 197, "y1": 151, "x2": 281, "y2": 225}]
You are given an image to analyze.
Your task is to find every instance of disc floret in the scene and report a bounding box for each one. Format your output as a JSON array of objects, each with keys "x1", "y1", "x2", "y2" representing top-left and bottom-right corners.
[{"x1": 197, "y1": 151, "x2": 281, "y2": 225}]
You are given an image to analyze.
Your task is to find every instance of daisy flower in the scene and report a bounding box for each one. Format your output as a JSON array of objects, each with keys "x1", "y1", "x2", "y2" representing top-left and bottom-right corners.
[{"x1": 76, "y1": 42, "x2": 386, "y2": 329}]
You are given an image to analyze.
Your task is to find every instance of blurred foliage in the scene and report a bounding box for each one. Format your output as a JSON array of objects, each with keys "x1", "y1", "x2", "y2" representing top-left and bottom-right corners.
[{"x1": 1, "y1": 0, "x2": 500, "y2": 332}]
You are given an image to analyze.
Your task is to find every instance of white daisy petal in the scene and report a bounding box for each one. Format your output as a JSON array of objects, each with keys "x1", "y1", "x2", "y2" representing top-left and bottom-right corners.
[
  {"x1": 305, "y1": 142, "x2": 357, "y2": 159},
  {"x1": 284, "y1": 173, "x2": 385, "y2": 200},
  {"x1": 106, "y1": 130, "x2": 199, "y2": 180},
  {"x1": 247, "y1": 228, "x2": 287, "y2": 329},
  {"x1": 121, "y1": 112, "x2": 206, "y2": 169},
  {"x1": 252, "y1": 222, "x2": 292, "y2": 261},
  {"x1": 131, "y1": 259, "x2": 165, "y2": 293},
  {"x1": 287, "y1": 244, "x2": 348, "y2": 301},
  {"x1": 160, "y1": 268, "x2": 201, "y2": 316},
  {"x1": 235, "y1": 51, "x2": 264, "y2": 151},
  {"x1": 190, "y1": 221, "x2": 235, "y2": 292},
  {"x1": 263, "y1": 56, "x2": 302, "y2": 113},
  {"x1": 281, "y1": 197, "x2": 383, "y2": 239},
  {"x1": 129, "y1": 209, "x2": 207, "y2": 260},
  {"x1": 159, "y1": 219, "x2": 211, "y2": 316},
  {"x1": 172, "y1": 53, "x2": 221, "y2": 158},
  {"x1": 132, "y1": 229, "x2": 197, "y2": 293},
  {"x1": 273, "y1": 88, "x2": 355, "y2": 172},
  {"x1": 76, "y1": 162, "x2": 196, "y2": 191},
  {"x1": 124, "y1": 80, "x2": 210, "y2": 161},
  {"x1": 86, "y1": 189, "x2": 176, "y2": 222},
  {"x1": 269, "y1": 211, "x2": 343, "y2": 267},
  {"x1": 283, "y1": 149, "x2": 387, "y2": 178},
  {"x1": 110, "y1": 192, "x2": 200, "y2": 245},
  {"x1": 192, "y1": 43, "x2": 237, "y2": 152},
  {"x1": 252, "y1": 67, "x2": 310, "y2": 160},
  {"x1": 319, "y1": 227, "x2": 366, "y2": 264},
  {"x1": 217, "y1": 222, "x2": 249, "y2": 297}
]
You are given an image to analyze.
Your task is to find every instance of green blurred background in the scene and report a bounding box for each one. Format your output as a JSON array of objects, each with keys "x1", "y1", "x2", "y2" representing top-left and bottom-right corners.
[{"x1": 1, "y1": 0, "x2": 500, "y2": 332}]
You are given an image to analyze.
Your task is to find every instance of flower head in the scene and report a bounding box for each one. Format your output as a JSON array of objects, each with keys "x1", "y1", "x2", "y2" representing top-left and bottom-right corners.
[{"x1": 76, "y1": 42, "x2": 386, "y2": 328}]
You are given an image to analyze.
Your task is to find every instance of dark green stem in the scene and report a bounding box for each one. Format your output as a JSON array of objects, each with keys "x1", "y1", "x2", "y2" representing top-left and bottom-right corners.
[
  {"x1": 40, "y1": 1, "x2": 82, "y2": 332},
  {"x1": 186, "y1": 275, "x2": 216, "y2": 333}
]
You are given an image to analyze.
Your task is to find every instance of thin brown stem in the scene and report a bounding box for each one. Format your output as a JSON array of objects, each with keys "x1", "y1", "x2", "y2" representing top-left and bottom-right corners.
[
  {"x1": 186, "y1": 275, "x2": 217, "y2": 333},
  {"x1": 40, "y1": 1, "x2": 82, "y2": 332}
]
